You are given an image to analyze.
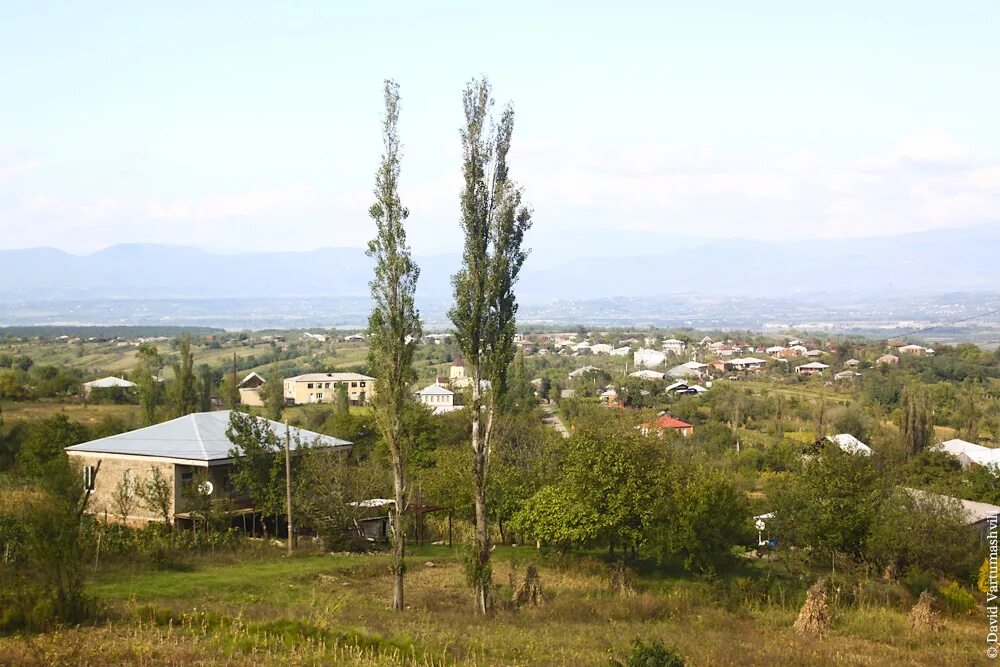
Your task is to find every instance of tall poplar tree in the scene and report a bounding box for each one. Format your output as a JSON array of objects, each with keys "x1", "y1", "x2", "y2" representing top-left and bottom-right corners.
[
  {"x1": 171, "y1": 335, "x2": 199, "y2": 417},
  {"x1": 900, "y1": 384, "x2": 933, "y2": 459},
  {"x1": 449, "y1": 77, "x2": 532, "y2": 615},
  {"x1": 366, "y1": 79, "x2": 421, "y2": 612}
]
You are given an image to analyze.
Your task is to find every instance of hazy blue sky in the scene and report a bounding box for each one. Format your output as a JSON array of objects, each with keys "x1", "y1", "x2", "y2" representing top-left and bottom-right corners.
[{"x1": 1, "y1": 1, "x2": 998, "y2": 255}]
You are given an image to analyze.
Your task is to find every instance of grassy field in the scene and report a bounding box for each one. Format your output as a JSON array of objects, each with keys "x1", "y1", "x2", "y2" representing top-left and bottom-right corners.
[
  {"x1": 0, "y1": 401, "x2": 140, "y2": 427},
  {"x1": 0, "y1": 545, "x2": 984, "y2": 666}
]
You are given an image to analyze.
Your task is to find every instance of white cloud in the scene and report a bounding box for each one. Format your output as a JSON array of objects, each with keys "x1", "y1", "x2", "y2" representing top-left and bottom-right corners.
[
  {"x1": 0, "y1": 159, "x2": 41, "y2": 182},
  {"x1": 0, "y1": 132, "x2": 997, "y2": 253}
]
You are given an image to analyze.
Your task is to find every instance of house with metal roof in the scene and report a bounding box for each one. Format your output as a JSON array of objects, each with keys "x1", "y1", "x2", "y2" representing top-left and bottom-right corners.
[
  {"x1": 65, "y1": 411, "x2": 351, "y2": 526},
  {"x1": 82, "y1": 376, "x2": 136, "y2": 396},
  {"x1": 936, "y1": 438, "x2": 1000, "y2": 471}
]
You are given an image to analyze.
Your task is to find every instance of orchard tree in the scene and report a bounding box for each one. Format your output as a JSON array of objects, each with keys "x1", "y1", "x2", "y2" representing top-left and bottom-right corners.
[
  {"x1": 366, "y1": 79, "x2": 421, "y2": 611},
  {"x1": 449, "y1": 77, "x2": 532, "y2": 614}
]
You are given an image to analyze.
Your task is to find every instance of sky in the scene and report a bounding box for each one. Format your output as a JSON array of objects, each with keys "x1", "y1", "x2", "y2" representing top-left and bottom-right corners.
[{"x1": 1, "y1": 1, "x2": 998, "y2": 256}]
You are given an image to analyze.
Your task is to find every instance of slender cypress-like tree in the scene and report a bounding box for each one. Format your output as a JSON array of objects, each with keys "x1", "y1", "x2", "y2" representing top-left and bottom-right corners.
[
  {"x1": 366, "y1": 79, "x2": 421, "y2": 612},
  {"x1": 172, "y1": 335, "x2": 199, "y2": 417},
  {"x1": 900, "y1": 384, "x2": 933, "y2": 459},
  {"x1": 450, "y1": 77, "x2": 532, "y2": 615}
]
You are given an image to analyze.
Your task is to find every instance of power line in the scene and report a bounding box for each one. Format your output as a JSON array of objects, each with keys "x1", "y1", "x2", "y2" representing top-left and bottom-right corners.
[{"x1": 873, "y1": 306, "x2": 1000, "y2": 343}]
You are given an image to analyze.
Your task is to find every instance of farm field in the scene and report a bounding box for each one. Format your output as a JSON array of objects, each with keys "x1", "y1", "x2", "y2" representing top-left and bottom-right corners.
[{"x1": 0, "y1": 545, "x2": 984, "y2": 666}]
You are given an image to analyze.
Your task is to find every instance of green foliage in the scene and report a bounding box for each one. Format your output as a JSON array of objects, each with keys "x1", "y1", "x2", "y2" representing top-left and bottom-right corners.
[
  {"x1": 15, "y1": 414, "x2": 89, "y2": 480},
  {"x1": 198, "y1": 364, "x2": 213, "y2": 412},
  {"x1": 0, "y1": 474, "x2": 93, "y2": 631},
  {"x1": 0, "y1": 369, "x2": 30, "y2": 401},
  {"x1": 938, "y1": 580, "x2": 976, "y2": 615},
  {"x1": 610, "y1": 637, "x2": 685, "y2": 667},
  {"x1": 865, "y1": 488, "x2": 979, "y2": 580},
  {"x1": 770, "y1": 443, "x2": 886, "y2": 558},
  {"x1": 135, "y1": 467, "x2": 173, "y2": 528},
  {"x1": 513, "y1": 420, "x2": 662, "y2": 553},
  {"x1": 899, "y1": 384, "x2": 933, "y2": 460},
  {"x1": 226, "y1": 411, "x2": 286, "y2": 531},
  {"x1": 651, "y1": 468, "x2": 750, "y2": 574},
  {"x1": 135, "y1": 342, "x2": 164, "y2": 426},
  {"x1": 170, "y1": 335, "x2": 199, "y2": 417}
]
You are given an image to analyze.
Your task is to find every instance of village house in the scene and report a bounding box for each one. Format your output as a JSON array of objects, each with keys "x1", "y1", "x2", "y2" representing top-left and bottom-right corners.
[
  {"x1": 936, "y1": 438, "x2": 1000, "y2": 471},
  {"x1": 82, "y1": 376, "x2": 137, "y2": 397},
  {"x1": 629, "y1": 369, "x2": 665, "y2": 380},
  {"x1": 609, "y1": 346, "x2": 632, "y2": 356},
  {"x1": 301, "y1": 332, "x2": 327, "y2": 343},
  {"x1": 638, "y1": 414, "x2": 694, "y2": 438},
  {"x1": 65, "y1": 411, "x2": 351, "y2": 527},
  {"x1": 834, "y1": 370, "x2": 862, "y2": 381},
  {"x1": 795, "y1": 361, "x2": 829, "y2": 376},
  {"x1": 726, "y1": 357, "x2": 768, "y2": 372},
  {"x1": 414, "y1": 383, "x2": 461, "y2": 414},
  {"x1": 844, "y1": 358, "x2": 861, "y2": 368},
  {"x1": 904, "y1": 488, "x2": 1000, "y2": 540},
  {"x1": 634, "y1": 348, "x2": 666, "y2": 368},
  {"x1": 568, "y1": 365, "x2": 602, "y2": 379},
  {"x1": 666, "y1": 361, "x2": 708, "y2": 379},
  {"x1": 449, "y1": 356, "x2": 471, "y2": 388},
  {"x1": 590, "y1": 343, "x2": 614, "y2": 355},
  {"x1": 238, "y1": 371, "x2": 266, "y2": 407},
  {"x1": 820, "y1": 433, "x2": 873, "y2": 456},
  {"x1": 599, "y1": 387, "x2": 620, "y2": 407},
  {"x1": 877, "y1": 353, "x2": 900, "y2": 365},
  {"x1": 665, "y1": 380, "x2": 708, "y2": 396},
  {"x1": 898, "y1": 344, "x2": 934, "y2": 356},
  {"x1": 283, "y1": 372, "x2": 374, "y2": 405},
  {"x1": 662, "y1": 338, "x2": 686, "y2": 355}
]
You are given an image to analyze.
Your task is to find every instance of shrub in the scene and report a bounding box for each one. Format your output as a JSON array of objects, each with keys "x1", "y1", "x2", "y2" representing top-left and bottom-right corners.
[
  {"x1": 938, "y1": 581, "x2": 976, "y2": 615},
  {"x1": 611, "y1": 637, "x2": 685, "y2": 667}
]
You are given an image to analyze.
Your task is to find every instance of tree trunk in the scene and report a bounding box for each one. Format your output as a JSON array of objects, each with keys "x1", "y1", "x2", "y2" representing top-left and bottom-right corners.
[
  {"x1": 470, "y1": 378, "x2": 493, "y2": 615},
  {"x1": 390, "y1": 447, "x2": 406, "y2": 611}
]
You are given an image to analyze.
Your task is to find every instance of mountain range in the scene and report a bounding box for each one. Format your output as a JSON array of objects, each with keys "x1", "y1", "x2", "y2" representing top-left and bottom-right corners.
[{"x1": 1, "y1": 224, "x2": 997, "y2": 305}]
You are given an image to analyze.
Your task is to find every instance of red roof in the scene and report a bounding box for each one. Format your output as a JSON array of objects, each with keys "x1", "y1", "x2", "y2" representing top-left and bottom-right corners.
[{"x1": 642, "y1": 415, "x2": 692, "y2": 430}]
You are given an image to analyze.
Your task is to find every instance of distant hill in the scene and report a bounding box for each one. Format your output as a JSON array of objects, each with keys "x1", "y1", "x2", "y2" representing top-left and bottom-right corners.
[{"x1": 1, "y1": 224, "x2": 997, "y2": 304}]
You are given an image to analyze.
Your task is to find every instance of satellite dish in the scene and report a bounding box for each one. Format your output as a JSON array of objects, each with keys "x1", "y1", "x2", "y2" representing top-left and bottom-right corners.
[{"x1": 198, "y1": 480, "x2": 214, "y2": 496}]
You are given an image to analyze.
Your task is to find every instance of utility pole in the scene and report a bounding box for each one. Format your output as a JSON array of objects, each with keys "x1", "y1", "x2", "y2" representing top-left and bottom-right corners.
[{"x1": 284, "y1": 420, "x2": 293, "y2": 555}]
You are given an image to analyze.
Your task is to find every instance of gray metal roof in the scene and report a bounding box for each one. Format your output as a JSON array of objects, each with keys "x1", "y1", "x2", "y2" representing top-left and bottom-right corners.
[{"x1": 65, "y1": 410, "x2": 351, "y2": 464}]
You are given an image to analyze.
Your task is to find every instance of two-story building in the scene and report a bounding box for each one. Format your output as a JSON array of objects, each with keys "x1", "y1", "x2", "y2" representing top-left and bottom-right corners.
[{"x1": 283, "y1": 373, "x2": 375, "y2": 405}]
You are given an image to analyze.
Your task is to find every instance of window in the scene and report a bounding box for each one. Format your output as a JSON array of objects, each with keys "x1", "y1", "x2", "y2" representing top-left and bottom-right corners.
[
  {"x1": 180, "y1": 470, "x2": 194, "y2": 486},
  {"x1": 307, "y1": 383, "x2": 314, "y2": 389},
  {"x1": 351, "y1": 382, "x2": 357, "y2": 388},
  {"x1": 83, "y1": 465, "x2": 96, "y2": 490},
  {"x1": 325, "y1": 382, "x2": 330, "y2": 388},
  {"x1": 316, "y1": 393, "x2": 324, "y2": 400},
  {"x1": 360, "y1": 381, "x2": 366, "y2": 387}
]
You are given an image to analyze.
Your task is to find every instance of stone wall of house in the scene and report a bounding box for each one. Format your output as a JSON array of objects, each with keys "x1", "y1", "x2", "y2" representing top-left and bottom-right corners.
[{"x1": 69, "y1": 453, "x2": 176, "y2": 525}]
